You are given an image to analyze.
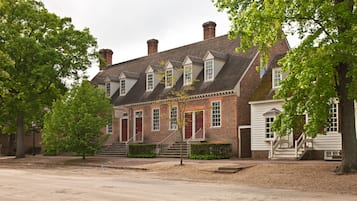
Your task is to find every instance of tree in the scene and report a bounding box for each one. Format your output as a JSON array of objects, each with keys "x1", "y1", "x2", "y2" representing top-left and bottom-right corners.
[
  {"x1": 42, "y1": 80, "x2": 112, "y2": 159},
  {"x1": 214, "y1": 0, "x2": 356, "y2": 173},
  {"x1": 0, "y1": 0, "x2": 97, "y2": 158}
]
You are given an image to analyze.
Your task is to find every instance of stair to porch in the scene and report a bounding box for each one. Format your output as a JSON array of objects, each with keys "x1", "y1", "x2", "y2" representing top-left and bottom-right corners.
[
  {"x1": 158, "y1": 142, "x2": 189, "y2": 158},
  {"x1": 271, "y1": 148, "x2": 304, "y2": 160},
  {"x1": 96, "y1": 143, "x2": 128, "y2": 157}
]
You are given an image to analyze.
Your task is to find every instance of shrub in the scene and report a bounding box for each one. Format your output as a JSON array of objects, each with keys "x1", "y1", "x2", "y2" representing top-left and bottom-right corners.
[
  {"x1": 190, "y1": 143, "x2": 232, "y2": 159},
  {"x1": 128, "y1": 144, "x2": 157, "y2": 158}
]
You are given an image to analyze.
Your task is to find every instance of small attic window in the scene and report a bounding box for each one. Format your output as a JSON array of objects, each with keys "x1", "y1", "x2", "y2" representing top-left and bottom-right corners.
[
  {"x1": 165, "y1": 69, "x2": 173, "y2": 88},
  {"x1": 105, "y1": 82, "x2": 111, "y2": 96},
  {"x1": 272, "y1": 68, "x2": 282, "y2": 89},
  {"x1": 204, "y1": 60, "x2": 214, "y2": 81},
  {"x1": 184, "y1": 65, "x2": 192, "y2": 85},
  {"x1": 146, "y1": 73, "x2": 154, "y2": 91},
  {"x1": 120, "y1": 79, "x2": 126, "y2": 95}
]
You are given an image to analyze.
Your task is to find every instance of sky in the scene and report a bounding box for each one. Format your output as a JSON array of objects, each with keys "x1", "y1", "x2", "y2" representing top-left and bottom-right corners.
[{"x1": 41, "y1": 0, "x2": 298, "y2": 79}]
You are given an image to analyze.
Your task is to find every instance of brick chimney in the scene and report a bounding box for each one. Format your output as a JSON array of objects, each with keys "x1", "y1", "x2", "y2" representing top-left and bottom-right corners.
[
  {"x1": 203, "y1": 21, "x2": 216, "y2": 40},
  {"x1": 99, "y1": 49, "x2": 113, "y2": 67},
  {"x1": 147, "y1": 39, "x2": 158, "y2": 56}
]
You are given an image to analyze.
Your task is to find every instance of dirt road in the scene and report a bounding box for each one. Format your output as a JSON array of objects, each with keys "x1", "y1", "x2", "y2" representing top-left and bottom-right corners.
[{"x1": 0, "y1": 167, "x2": 356, "y2": 201}]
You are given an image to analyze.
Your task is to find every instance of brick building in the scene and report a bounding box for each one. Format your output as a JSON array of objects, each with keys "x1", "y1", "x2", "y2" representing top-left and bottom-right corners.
[{"x1": 92, "y1": 21, "x2": 289, "y2": 157}]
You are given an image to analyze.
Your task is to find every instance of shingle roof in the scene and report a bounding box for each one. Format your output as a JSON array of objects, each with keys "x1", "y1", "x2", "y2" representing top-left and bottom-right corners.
[
  {"x1": 249, "y1": 54, "x2": 286, "y2": 102},
  {"x1": 92, "y1": 34, "x2": 260, "y2": 106}
]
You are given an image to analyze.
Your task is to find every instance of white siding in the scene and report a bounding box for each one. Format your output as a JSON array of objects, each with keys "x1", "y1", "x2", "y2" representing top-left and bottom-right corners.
[
  {"x1": 250, "y1": 100, "x2": 343, "y2": 151},
  {"x1": 250, "y1": 101, "x2": 283, "y2": 151},
  {"x1": 313, "y1": 133, "x2": 341, "y2": 150}
]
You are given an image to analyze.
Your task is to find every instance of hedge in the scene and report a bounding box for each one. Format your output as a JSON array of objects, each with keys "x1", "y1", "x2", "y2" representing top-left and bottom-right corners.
[
  {"x1": 190, "y1": 143, "x2": 232, "y2": 160},
  {"x1": 128, "y1": 144, "x2": 157, "y2": 158}
]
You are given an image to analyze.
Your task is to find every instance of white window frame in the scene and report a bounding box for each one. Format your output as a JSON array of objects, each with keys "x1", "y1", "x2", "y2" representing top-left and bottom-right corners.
[
  {"x1": 107, "y1": 122, "x2": 113, "y2": 134},
  {"x1": 120, "y1": 79, "x2": 126, "y2": 95},
  {"x1": 165, "y1": 69, "x2": 173, "y2": 88},
  {"x1": 105, "y1": 82, "x2": 111, "y2": 96},
  {"x1": 326, "y1": 102, "x2": 339, "y2": 133},
  {"x1": 272, "y1": 68, "x2": 282, "y2": 89},
  {"x1": 169, "y1": 106, "x2": 178, "y2": 130},
  {"x1": 211, "y1": 100, "x2": 221, "y2": 128},
  {"x1": 204, "y1": 59, "x2": 214, "y2": 82},
  {"x1": 146, "y1": 73, "x2": 154, "y2": 91},
  {"x1": 265, "y1": 116, "x2": 275, "y2": 140},
  {"x1": 152, "y1": 108, "x2": 160, "y2": 131},
  {"x1": 184, "y1": 65, "x2": 192, "y2": 85}
]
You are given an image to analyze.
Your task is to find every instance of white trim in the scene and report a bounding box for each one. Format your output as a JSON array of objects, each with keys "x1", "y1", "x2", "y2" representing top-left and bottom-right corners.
[
  {"x1": 152, "y1": 108, "x2": 160, "y2": 131},
  {"x1": 146, "y1": 73, "x2": 154, "y2": 91},
  {"x1": 122, "y1": 90, "x2": 236, "y2": 108},
  {"x1": 210, "y1": 100, "x2": 222, "y2": 128},
  {"x1": 120, "y1": 79, "x2": 126, "y2": 95},
  {"x1": 120, "y1": 117, "x2": 129, "y2": 143},
  {"x1": 272, "y1": 67, "x2": 282, "y2": 89},
  {"x1": 183, "y1": 110, "x2": 205, "y2": 141},
  {"x1": 183, "y1": 64, "x2": 193, "y2": 85},
  {"x1": 169, "y1": 106, "x2": 178, "y2": 130},
  {"x1": 133, "y1": 110, "x2": 144, "y2": 142},
  {"x1": 249, "y1": 99, "x2": 284, "y2": 105},
  {"x1": 165, "y1": 69, "x2": 173, "y2": 88},
  {"x1": 204, "y1": 59, "x2": 214, "y2": 82}
]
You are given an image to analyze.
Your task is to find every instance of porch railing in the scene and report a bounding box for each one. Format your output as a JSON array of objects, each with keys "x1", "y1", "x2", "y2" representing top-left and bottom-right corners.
[
  {"x1": 156, "y1": 130, "x2": 180, "y2": 155},
  {"x1": 295, "y1": 133, "x2": 313, "y2": 158}
]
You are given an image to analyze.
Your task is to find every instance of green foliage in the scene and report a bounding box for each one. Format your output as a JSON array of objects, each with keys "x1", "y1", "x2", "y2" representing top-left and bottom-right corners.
[
  {"x1": 213, "y1": 0, "x2": 356, "y2": 136},
  {"x1": 128, "y1": 144, "x2": 157, "y2": 158},
  {"x1": 214, "y1": 0, "x2": 357, "y2": 172},
  {"x1": 190, "y1": 143, "x2": 232, "y2": 159},
  {"x1": 42, "y1": 80, "x2": 112, "y2": 159},
  {"x1": 0, "y1": 0, "x2": 98, "y2": 157}
]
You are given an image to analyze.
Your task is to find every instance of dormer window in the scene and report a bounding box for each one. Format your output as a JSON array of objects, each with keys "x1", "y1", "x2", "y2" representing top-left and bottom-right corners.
[
  {"x1": 203, "y1": 50, "x2": 226, "y2": 82},
  {"x1": 146, "y1": 73, "x2": 154, "y2": 91},
  {"x1": 184, "y1": 65, "x2": 192, "y2": 85},
  {"x1": 120, "y1": 79, "x2": 126, "y2": 95},
  {"x1": 272, "y1": 68, "x2": 282, "y2": 89},
  {"x1": 165, "y1": 69, "x2": 173, "y2": 88},
  {"x1": 204, "y1": 60, "x2": 214, "y2": 81},
  {"x1": 105, "y1": 82, "x2": 111, "y2": 96}
]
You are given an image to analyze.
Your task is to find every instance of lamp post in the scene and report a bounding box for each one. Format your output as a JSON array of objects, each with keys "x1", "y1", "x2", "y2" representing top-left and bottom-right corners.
[{"x1": 30, "y1": 121, "x2": 37, "y2": 156}]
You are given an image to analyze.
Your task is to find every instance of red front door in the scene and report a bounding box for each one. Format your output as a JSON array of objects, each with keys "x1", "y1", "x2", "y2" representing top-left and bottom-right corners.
[
  {"x1": 121, "y1": 119, "x2": 128, "y2": 142},
  {"x1": 195, "y1": 111, "x2": 204, "y2": 139},
  {"x1": 184, "y1": 112, "x2": 193, "y2": 140},
  {"x1": 135, "y1": 111, "x2": 143, "y2": 142}
]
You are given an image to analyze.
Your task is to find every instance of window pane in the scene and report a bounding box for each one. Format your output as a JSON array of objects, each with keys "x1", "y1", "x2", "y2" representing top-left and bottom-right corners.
[
  {"x1": 265, "y1": 117, "x2": 274, "y2": 139},
  {"x1": 205, "y1": 60, "x2": 213, "y2": 81},
  {"x1": 170, "y1": 106, "x2": 177, "y2": 130},
  {"x1": 152, "y1": 108, "x2": 160, "y2": 131},
  {"x1": 166, "y1": 70, "x2": 173, "y2": 88},
  {"x1": 147, "y1": 73, "x2": 154, "y2": 91},
  {"x1": 211, "y1": 101, "x2": 221, "y2": 127}
]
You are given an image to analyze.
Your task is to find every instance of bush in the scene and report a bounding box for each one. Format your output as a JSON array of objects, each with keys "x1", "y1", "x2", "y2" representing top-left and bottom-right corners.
[
  {"x1": 190, "y1": 143, "x2": 232, "y2": 160},
  {"x1": 128, "y1": 144, "x2": 157, "y2": 158}
]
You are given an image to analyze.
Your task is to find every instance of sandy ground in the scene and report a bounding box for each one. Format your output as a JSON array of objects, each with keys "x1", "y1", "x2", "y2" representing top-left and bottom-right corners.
[{"x1": 0, "y1": 156, "x2": 356, "y2": 199}]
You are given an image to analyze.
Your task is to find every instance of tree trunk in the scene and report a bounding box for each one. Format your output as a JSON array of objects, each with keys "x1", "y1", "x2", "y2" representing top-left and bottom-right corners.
[
  {"x1": 16, "y1": 116, "x2": 25, "y2": 158},
  {"x1": 337, "y1": 63, "x2": 357, "y2": 173}
]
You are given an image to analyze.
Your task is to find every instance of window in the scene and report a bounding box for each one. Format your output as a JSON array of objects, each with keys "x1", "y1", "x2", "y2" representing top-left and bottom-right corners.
[
  {"x1": 272, "y1": 68, "x2": 282, "y2": 88},
  {"x1": 120, "y1": 79, "x2": 126, "y2": 95},
  {"x1": 169, "y1": 106, "x2": 178, "y2": 130},
  {"x1": 146, "y1": 73, "x2": 154, "y2": 91},
  {"x1": 184, "y1": 65, "x2": 192, "y2": 85},
  {"x1": 152, "y1": 108, "x2": 160, "y2": 131},
  {"x1": 205, "y1": 60, "x2": 214, "y2": 81},
  {"x1": 165, "y1": 69, "x2": 173, "y2": 88},
  {"x1": 106, "y1": 82, "x2": 111, "y2": 96},
  {"x1": 107, "y1": 122, "x2": 112, "y2": 134},
  {"x1": 211, "y1": 101, "x2": 221, "y2": 127},
  {"x1": 327, "y1": 103, "x2": 338, "y2": 132},
  {"x1": 265, "y1": 117, "x2": 275, "y2": 139}
]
